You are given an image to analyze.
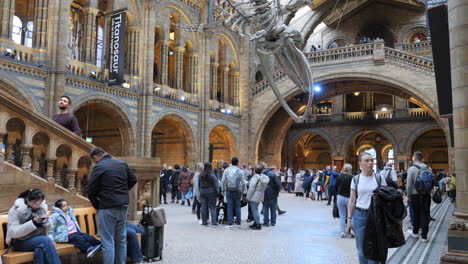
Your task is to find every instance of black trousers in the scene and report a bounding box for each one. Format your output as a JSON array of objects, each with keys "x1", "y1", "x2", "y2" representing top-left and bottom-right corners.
[
  {"x1": 411, "y1": 194, "x2": 431, "y2": 239},
  {"x1": 171, "y1": 185, "x2": 179, "y2": 201},
  {"x1": 160, "y1": 183, "x2": 167, "y2": 203},
  {"x1": 327, "y1": 185, "x2": 336, "y2": 204}
]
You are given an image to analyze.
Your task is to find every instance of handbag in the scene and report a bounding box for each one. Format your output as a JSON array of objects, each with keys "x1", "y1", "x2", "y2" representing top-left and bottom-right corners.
[
  {"x1": 186, "y1": 189, "x2": 193, "y2": 199},
  {"x1": 140, "y1": 205, "x2": 167, "y2": 227},
  {"x1": 432, "y1": 188, "x2": 442, "y2": 204}
]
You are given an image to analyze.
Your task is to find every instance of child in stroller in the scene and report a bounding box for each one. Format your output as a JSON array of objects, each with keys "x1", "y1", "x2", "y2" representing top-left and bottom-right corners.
[{"x1": 216, "y1": 192, "x2": 248, "y2": 224}]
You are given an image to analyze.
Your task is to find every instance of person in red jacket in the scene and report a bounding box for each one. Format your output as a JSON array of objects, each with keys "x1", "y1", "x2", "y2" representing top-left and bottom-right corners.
[{"x1": 179, "y1": 166, "x2": 192, "y2": 206}]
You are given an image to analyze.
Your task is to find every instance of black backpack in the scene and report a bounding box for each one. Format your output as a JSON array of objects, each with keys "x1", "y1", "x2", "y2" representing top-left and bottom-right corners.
[{"x1": 384, "y1": 169, "x2": 399, "y2": 190}]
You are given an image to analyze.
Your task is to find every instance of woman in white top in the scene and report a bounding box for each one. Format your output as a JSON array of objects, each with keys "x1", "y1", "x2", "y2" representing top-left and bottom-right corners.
[{"x1": 347, "y1": 152, "x2": 387, "y2": 264}]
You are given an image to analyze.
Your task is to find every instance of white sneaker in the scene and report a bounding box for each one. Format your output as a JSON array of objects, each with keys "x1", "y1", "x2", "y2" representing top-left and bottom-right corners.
[
  {"x1": 198, "y1": 219, "x2": 203, "y2": 225},
  {"x1": 421, "y1": 238, "x2": 428, "y2": 242},
  {"x1": 407, "y1": 229, "x2": 419, "y2": 238},
  {"x1": 340, "y1": 232, "x2": 347, "y2": 238},
  {"x1": 226, "y1": 225, "x2": 233, "y2": 230}
]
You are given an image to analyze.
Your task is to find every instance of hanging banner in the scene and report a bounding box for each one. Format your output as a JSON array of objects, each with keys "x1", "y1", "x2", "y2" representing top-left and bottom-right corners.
[
  {"x1": 108, "y1": 11, "x2": 126, "y2": 86},
  {"x1": 425, "y1": 0, "x2": 447, "y2": 38}
]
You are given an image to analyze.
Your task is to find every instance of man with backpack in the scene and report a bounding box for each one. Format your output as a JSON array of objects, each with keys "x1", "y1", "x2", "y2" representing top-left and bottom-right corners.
[
  {"x1": 406, "y1": 151, "x2": 433, "y2": 242},
  {"x1": 260, "y1": 162, "x2": 282, "y2": 226},
  {"x1": 380, "y1": 161, "x2": 399, "y2": 190},
  {"x1": 221, "y1": 157, "x2": 246, "y2": 229}
]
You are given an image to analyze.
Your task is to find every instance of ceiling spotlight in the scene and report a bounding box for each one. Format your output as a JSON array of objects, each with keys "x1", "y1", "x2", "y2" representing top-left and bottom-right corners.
[
  {"x1": 354, "y1": 92, "x2": 360, "y2": 96},
  {"x1": 220, "y1": 109, "x2": 226, "y2": 113},
  {"x1": 381, "y1": 107, "x2": 388, "y2": 111},
  {"x1": 180, "y1": 96, "x2": 186, "y2": 101},
  {"x1": 226, "y1": 109, "x2": 232, "y2": 114},
  {"x1": 154, "y1": 86, "x2": 161, "y2": 91},
  {"x1": 89, "y1": 71, "x2": 97, "y2": 79},
  {"x1": 4, "y1": 48, "x2": 15, "y2": 58},
  {"x1": 122, "y1": 83, "x2": 130, "y2": 88},
  {"x1": 314, "y1": 85, "x2": 321, "y2": 92}
]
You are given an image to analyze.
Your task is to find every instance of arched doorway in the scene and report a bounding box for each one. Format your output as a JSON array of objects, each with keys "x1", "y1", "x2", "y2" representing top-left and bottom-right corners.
[
  {"x1": 348, "y1": 131, "x2": 393, "y2": 172},
  {"x1": 209, "y1": 125, "x2": 235, "y2": 164},
  {"x1": 151, "y1": 116, "x2": 194, "y2": 167},
  {"x1": 292, "y1": 133, "x2": 332, "y2": 170},
  {"x1": 411, "y1": 129, "x2": 448, "y2": 171},
  {"x1": 73, "y1": 103, "x2": 129, "y2": 157}
]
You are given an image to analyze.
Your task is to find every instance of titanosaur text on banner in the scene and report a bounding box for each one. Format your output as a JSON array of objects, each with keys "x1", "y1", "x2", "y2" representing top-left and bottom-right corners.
[{"x1": 109, "y1": 11, "x2": 126, "y2": 86}]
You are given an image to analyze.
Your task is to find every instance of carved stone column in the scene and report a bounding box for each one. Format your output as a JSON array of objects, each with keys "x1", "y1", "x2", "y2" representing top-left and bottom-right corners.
[
  {"x1": 394, "y1": 96, "x2": 409, "y2": 117},
  {"x1": 231, "y1": 69, "x2": 240, "y2": 107},
  {"x1": 188, "y1": 53, "x2": 199, "y2": 94},
  {"x1": 126, "y1": 27, "x2": 140, "y2": 76},
  {"x1": 221, "y1": 66, "x2": 229, "y2": 103},
  {"x1": 21, "y1": 145, "x2": 33, "y2": 169},
  {"x1": 82, "y1": 7, "x2": 99, "y2": 63},
  {"x1": 55, "y1": 160, "x2": 63, "y2": 185},
  {"x1": 332, "y1": 94, "x2": 344, "y2": 121},
  {"x1": 33, "y1": 0, "x2": 48, "y2": 48},
  {"x1": 210, "y1": 62, "x2": 219, "y2": 100},
  {"x1": 5, "y1": 138, "x2": 15, "y2": 162},
  {"x1": 46, "y1": 159, "x2": 55, "y2": 182},
  {"x1": 67, "y1": 168, "x2": 77, "y2": 191},
  {"x1": 0, "y1": 0, "x2": 15, "y2": 38},
  {"x1": 31, "y1": 150, "x2": 42, "y2": 174},
  {"x1": 174, "y1": 46, "x2": 184, "y2": 90},
  {"x1": 158, "y1": 40, "x2": 169, "y2": 85}
]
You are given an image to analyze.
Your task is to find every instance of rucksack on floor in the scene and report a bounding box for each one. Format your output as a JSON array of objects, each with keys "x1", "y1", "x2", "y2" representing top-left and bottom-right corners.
[{"x1": 413, "y1": 164, "x2": 433, "y2": 193}]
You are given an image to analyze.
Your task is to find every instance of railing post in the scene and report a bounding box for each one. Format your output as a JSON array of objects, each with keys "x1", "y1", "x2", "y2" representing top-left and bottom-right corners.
[
  {"x1": 373, "y1": 39, "x2": 385, "y2": 65},
  {"x1": 31, "y1": 150, "x2": 42, "y2": 174},
  {"x1": 5, "y1": 138, "x2": 15, "y2": 163},
  {"x1": 0, "y1": 132, "x2": 6, "y2": 160},
  {"x1": 21, "y1": 145, "x2": 33, "y2": 169},
  {"x1": 46, "y1": 159, "x2": 55, "y2": 182},
  {"x1": 67, "y1": 168, "x2": 77, "y2": 191},
  {"x1": 55, "y1": 160, "x2": 63, "y2": 185}
]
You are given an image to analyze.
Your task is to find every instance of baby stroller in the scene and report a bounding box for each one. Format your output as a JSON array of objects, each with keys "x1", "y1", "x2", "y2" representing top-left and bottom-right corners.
[{"x1": 216, "y1": 193, "x2": 248, "y2": 224}]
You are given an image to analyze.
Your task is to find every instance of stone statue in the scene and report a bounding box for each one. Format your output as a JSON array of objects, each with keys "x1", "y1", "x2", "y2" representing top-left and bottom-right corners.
[
  {"x1": 137, "y1": 181, "x2": 152, "y2": 210},
  {"x1": 219, "y1": 0, "x2": 314, "y2": 122}
]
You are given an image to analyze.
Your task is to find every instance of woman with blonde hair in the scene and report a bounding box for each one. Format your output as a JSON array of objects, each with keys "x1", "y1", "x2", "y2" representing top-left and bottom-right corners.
[
  {"x1": 192, "y1": 162, "x2": 204, "y2": 224},
  {"x1": 347, "y1": 152, "x2": 387, "y2": 264},
  {"x1": 335, "y1": 163, "x2": 354, "y2": 238}
]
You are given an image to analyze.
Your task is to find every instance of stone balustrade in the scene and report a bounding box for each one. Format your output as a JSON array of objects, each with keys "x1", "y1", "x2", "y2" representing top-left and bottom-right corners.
[
  {"x1": 305, "y1": 43, "x2": 374, "y2": 63},
  {"x1": 12, "y1": 45, "x2": 35, "y2": 63},
  {"x1": 153, "y1": 84, "x2": 199, "y2": 106},
  {"x1": 384, "y1": 48, "x2": 434, "y2": 72},
  {"x1": 67, "y1": 59, "x2": 108, "y2": 81},
  {"x1": 409, "y1": 108, "x2": 429, "y2": 118},
  {"x1": 374, "y1": 110, "x2": 393, "y2": 119},
  {"x1": 181, "y1": 0, "x2": 202, "y2": 11},
  {"x1": 344, "y1": 112, "x2": 367, "y2": 121},
  {"x1": 0, "y1": 89, "x2": 94, "y2": 193},
  {"x1": 398, "y1": 41, "x2": 432, "y2": 56}
]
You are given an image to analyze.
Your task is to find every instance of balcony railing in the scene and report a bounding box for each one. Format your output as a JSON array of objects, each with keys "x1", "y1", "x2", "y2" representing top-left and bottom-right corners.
[
  {"x1": 153, "y1": 84, "x2": 199, "y2": 106},
  {"x1": 398, "y1": 41, "x2": 432, "y2": 56},
  {"x1": 305, "y1": 43, "x2": 374, "y2": 63},
  {"x1": 374, "y1": 110, "x2": 393, "y2": 119},
  {"x1": 344, "y1": 112, "x2": 367, "y2": 121},
  {"x1": 409, "y1": 108, "x2": 429, "y2": 118}
]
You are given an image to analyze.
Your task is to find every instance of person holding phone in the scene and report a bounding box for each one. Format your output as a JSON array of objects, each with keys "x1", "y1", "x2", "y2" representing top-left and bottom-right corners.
[{"x1": 6, "y1": 189, "x2": 62, "y2": 264}]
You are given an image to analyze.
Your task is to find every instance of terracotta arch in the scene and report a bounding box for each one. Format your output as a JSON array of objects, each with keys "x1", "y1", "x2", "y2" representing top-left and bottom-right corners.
[
  {"x1": 340, "y1": 127, "x2": 400, "y2": 156},
  {"x1": 402, "y1": 124, "x2": 442, "y2": 154},
  {"x1": 209, "y1": 124, "x2": 237, "y2": 163},
  {"x1": 151, "y1": 113, "x2": 197, "y2": 166},
  {"x1": 0, "y1": 74, "x2": 40, "y2": 112},
  {"x1": 288, "y1": 128, "x2": 339, "y2": 155}
]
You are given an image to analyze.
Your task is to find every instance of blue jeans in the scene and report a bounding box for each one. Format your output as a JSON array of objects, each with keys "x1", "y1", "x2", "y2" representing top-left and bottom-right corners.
[
  {"x1": 68, "y1": 232, "x2": 101, "y2": 254},
  {"x1": 226, "y1": 190, "x2": 241, "y2": 225},
  {"x1": 352, "y1": 209, "x2": 379, "y2": 264},
  {"x1": 408, "y1": 201, "x2": 415, "y2": 227},
  {"x1": 250, "y1": 201, "x2": 260, "y2": 224},
  {"x1": 337, "y1": 195, "x2": 350, "y2": 233},
  {"x1": 98, "y1": 206, "x2": 128, "y2": 264},
  {"x1": 263, "y1": 197, "x2": 278, "y2": 225},
  {"x1": 126, "y1": 223, "x2": 144, "y2": 262},
  {"x1": 14, "y1": 235, "x2": 62, "y2": 264},
  {"x1": 200, "y1": 194, "x2": 217, "y2": 225}
]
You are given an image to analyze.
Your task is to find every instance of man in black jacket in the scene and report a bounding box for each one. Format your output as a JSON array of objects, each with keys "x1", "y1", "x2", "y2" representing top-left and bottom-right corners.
[
  {"x1": 87, "y1": 147, "x2": 137, "y2": 264},
  {"x1": 160, "y1": 164, "x2": 171, "y2": 204},
  {"x1": 261, "y1": 163, "x2": 281, "y2": 227},
  {"x1": 170, "y1": 164, "x2": 181, "y2": 203}
]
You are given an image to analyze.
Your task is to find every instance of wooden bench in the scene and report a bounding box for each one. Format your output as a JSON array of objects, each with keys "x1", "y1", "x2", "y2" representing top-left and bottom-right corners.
[{"x1": 0, "y1": 207, "x2": 98, "y2": 264}]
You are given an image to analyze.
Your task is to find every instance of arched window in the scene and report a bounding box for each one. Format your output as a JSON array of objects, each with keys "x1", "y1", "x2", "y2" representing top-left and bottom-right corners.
[
  {"x1": 12, "y1": 16, "x2": 23, "y2": 45},
  {"x1": 25, "y1": 21, "x2": 33, "y2": 47},
  {"x1": 367, "y1": 148, "x2": 377, "y2": 172}
]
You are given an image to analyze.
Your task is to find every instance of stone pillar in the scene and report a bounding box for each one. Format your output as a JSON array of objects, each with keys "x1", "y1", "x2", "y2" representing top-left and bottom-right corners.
[
  {"x1": 5, "y1": 138, "x2": 15, "y2": 162},
  {"x1": 210, "y1": 62, "x2": 219, "y2": 100},
  {"x1": 128, "y1": 182, "x2": 138, "y2": 222},
  {"x1": 0, "y1": 0, "x2": 14, "y2": 38},
  {"x1": 31, "y1": 150, "x2": 41, "y2": 174},
  {"x1": 82, "y1": 7, "x2": 99, "y2": 63},
  {"x1": 21, "y1": 145, "x2": 32, "y2": 169},
  {"x1": 55, "y1": 160, "x2": 63, "y2": 185},
  {"x1": 127, "y1": 27, "x2": 140, "y2": 76},
  {"x1": 67, "y1": 168, "x2": 77, "y2": 191},
  {"x1": 221, "y1": 66, "x2": 229, "y2": 103},
  {"x1": 174, "y1": 46, "x2": 184, "y2": 90},
  {"x1": 158, "y1": 40, "x2": 169, "y2": 85},
  {"x1": 394, "y1": 96, "x2": 409, "y2": 117},
  {"x1": 33, "y1": 0, "x2": 48, "y2": 48},
  {"x1": 441, "y1": 1, "x2": 468, "y2": 262},
  {"x1": 394, "y1": 154, "x2": 411, "y2": 171},
  {"x1": 188, "y1": 53, "x2": 199, "y2": 94},
  {"x1": 364, "y1": 92, "x2": 373, "y2": 111},
  {"x1": 46, "y1": 159, "x2": 55, "y2": 181},
  {"x1": 332, "y1": 94, "x2": 344, "y2": 120},
  {"x1": 232, "y1": 69, "x2": 240, "y2": 107}
]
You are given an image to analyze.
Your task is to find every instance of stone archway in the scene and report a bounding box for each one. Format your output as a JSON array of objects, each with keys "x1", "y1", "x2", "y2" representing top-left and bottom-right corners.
[
  {"x1": 411, "y1": 129, "x2": 448, "y2": 171},
  {"x1": 290, "y1": 133, "x2": 333, "y2": 170},
  {"x1": 73, "y1": 101, "x2": 133, "y2": 157},
  {"x1": 346, "y1": 131, "x2": 395, "y2": 171},
  {"x1": 209, "y1": 125, "x2": 236, "y2": 164},
  {"x1": 151, "y1": 114, "x2": 196, "y2": 167}
]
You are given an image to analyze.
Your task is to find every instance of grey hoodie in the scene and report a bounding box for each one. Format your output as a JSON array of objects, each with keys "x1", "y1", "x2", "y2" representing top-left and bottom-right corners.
[
  {"x1": 246, "y1": 174, "x2": 270, "y2": 203},
  {"x1": 407, "y1": 162, "x2": 430, "y2": 196},
  {"x1": 6, "y1": 198, "x2": 52, "y2": 245}
]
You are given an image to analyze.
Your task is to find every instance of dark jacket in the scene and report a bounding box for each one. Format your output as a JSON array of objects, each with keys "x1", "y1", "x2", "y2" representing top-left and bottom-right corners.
[
  {"x1": 160, "y1": 169, "x2": 171, "y2": 187},
  {"x1": 336, "y1": 173, "x2": 353, "y2": 198},
  {"x1": 364, "y1": 186, "x2": 406, "y2": 263},
  {"x1": 87, "y1": 155, "x2": 137, "y2": 209},
  {"x1": 199, "y1": 172, "x2": 220, "y2": 196},
  {"x1": 178, "y1": 172, "x2": 192, "y2": 193},
  {"x1": 263, "y1": 169, "x2": 281, "y2": 200},
  {"x1": 170, "y1": 170, "x2": 181, "y2": 187}
]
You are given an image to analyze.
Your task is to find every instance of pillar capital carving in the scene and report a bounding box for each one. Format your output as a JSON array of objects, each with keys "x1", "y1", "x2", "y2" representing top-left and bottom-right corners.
[{"x1": 82, "y1": 7, "x2": 99, "y2": 15}]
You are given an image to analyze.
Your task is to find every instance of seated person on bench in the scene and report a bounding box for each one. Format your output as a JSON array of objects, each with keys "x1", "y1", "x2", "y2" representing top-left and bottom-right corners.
[
  {"x1": 48, "y1": 199, "x2": 101, "y2": 258},
  {"x1": 6, "y1": 189, "x2": 62, "y2": 264},
  {"x1": 126, "y1": 222, "x2": 145, "y2": 263}
]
